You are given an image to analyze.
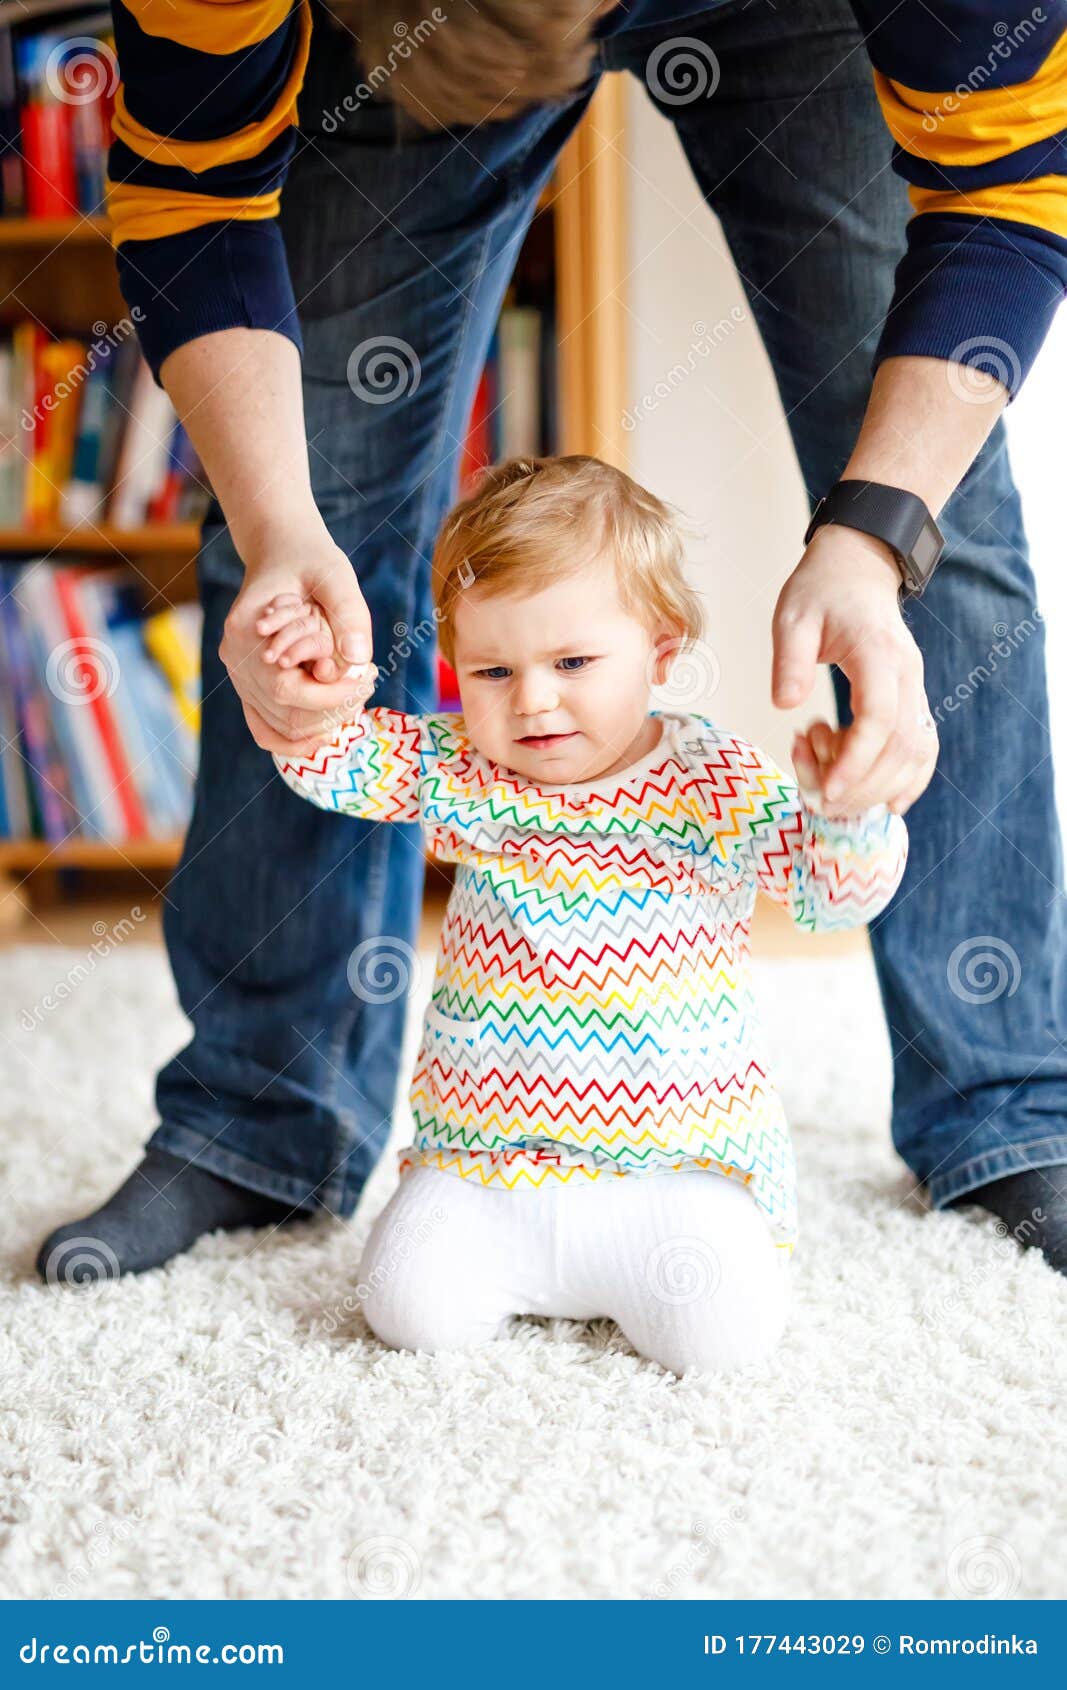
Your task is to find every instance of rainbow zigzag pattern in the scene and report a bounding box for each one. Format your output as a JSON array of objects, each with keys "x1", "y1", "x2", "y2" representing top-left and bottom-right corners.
[{"x1": 276, "y1": 709, "x2": 909, "y2": 1252}]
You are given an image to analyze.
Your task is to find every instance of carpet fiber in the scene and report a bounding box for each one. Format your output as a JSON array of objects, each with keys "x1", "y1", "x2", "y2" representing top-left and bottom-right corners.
[{"x1": 1, "y1": 939, "x2": 1063, "y2": 1600}]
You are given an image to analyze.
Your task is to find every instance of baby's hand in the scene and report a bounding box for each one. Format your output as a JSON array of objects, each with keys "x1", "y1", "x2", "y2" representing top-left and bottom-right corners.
[
  {"x1": 255, "y1": 594, "x2": 378, "y2": 698},
  {"x1": 792, "y1": 720, "x2": 853, "y2": 815},
  {"x1": 255, "y1": 594, "x2": 335, "y2": 670}
]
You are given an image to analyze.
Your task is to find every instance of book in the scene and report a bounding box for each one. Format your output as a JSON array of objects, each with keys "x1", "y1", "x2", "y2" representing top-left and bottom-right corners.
[
  {"x1": 0, "y1": 563, "x2": 80, "y2": 842},
  {"x1": 0, "y1": 321, "x2": 208, "y2": 531},
  {"x1": 144, "y1": 605, "x2": 201, "y2": 737},
  {"x1": 52, "y1": 563, "x2": 149, "y2": 837},
  {"x1": 107, "y1": 357, "x2": 180, "y2": 529},
  {"x1": 497, "y1": 306, "x2": 542, "y2": 458},
  {"x1": 3, "y1": 11, "x2": 115, "y2": 219},
  {"x1": 0, "y1": 559, "x2": 202, "y2": 843}
]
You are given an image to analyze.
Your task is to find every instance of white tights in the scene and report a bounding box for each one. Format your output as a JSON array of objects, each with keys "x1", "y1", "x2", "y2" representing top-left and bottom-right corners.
[{"x1": 358, "y1": 1166, "x2": 792, "y2": 1375}]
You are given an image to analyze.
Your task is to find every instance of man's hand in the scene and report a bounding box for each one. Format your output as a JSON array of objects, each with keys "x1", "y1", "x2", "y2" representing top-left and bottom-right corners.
[
  {"x1": 218, "y1": 527, "x2": 378, "y2": 757},
  {"x1": 771, "y1": 523, "x2": 938, "y2": 816},
  {"x1": 770, "y1": 351, "x2": 1008, "y2": 817}
]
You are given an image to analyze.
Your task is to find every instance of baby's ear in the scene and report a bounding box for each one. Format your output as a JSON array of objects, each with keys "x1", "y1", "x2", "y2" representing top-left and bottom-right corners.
[{"x1": 649, "y1": 626, "x2": 685, "y2": 687}]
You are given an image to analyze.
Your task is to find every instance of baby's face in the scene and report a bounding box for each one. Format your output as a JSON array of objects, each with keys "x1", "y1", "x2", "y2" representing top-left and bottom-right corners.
[{"x1": 451, "y1": 553, "x2": 674, "y2": 784}]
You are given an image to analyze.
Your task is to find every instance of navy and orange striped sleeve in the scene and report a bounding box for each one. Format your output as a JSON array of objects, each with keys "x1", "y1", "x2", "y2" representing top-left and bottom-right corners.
[
  {"x1": 106, "y1": 0, "x2": 312, "y2": 385},
  {"x1": 852, "y1": 1, "x2": 1067, "y2": 398}
]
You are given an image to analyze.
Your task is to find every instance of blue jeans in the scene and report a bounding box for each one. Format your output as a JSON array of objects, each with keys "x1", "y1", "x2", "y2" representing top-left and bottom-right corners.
[{"x1": 151, "y1": 0, "x2": 1067, "y2": 1216}]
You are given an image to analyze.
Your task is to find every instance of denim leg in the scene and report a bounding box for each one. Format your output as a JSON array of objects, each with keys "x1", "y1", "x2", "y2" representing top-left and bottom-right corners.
[
  {"x1": 151, "y1": 29, "x2": 601, "y2": 1215},
  {"x1": 612, "y1": 0, "x2": 1067, "y2": 1205}
]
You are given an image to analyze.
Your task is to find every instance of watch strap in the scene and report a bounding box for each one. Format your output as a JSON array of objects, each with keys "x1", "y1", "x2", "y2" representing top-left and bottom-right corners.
[{"x1": 804, "y1": 479, "x2": 944, "y2": 596}]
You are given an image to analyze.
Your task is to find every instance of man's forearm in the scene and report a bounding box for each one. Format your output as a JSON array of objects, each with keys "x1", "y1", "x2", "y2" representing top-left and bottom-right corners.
[
  {"x1": 160, "y1": 328, "x2": 321, "y2": 568},
  {"x1": 841, "y1": 353, "x2": 1008, "y2": 519}
]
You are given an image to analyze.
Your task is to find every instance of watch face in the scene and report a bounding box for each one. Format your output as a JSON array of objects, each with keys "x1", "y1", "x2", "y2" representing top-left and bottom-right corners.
[{"x1": 911, "y1": 525, "x2": 941, "y2": 575}]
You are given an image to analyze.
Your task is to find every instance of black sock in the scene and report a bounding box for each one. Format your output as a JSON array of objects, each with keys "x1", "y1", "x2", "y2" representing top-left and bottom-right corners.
[
  {"x1": 948, "y1": 1165, "x2": 1067, "y2": 1275},
  {"x1": 36, "y1": 1147, "x2": 309, "y2": 1284}
]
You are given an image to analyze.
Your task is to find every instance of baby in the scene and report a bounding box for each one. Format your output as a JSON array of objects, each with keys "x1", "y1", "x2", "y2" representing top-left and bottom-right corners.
[{"x1": 262, "y1": 455, "x2": 909, "y2": 1375}]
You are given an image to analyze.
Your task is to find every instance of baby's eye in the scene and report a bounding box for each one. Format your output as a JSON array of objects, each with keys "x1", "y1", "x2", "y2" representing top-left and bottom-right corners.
[
  {"x1": 556, "y1": 655, "x2": 591, "y2": 672},
  {"x1": 476, "y1": 666, "x2": 511, "y2": 680}
]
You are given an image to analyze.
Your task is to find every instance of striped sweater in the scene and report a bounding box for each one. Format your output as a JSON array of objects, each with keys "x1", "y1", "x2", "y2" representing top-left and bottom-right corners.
[
  {"x1": 274, "y1": 708, "x2": 910, "y2": 1251},
  {"x1": 105, "y1": 1, "x2": 1067, "y2": 396}
]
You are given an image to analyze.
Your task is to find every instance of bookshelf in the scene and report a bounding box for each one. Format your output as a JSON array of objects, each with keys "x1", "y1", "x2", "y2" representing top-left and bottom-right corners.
[{"x1": 0, "y1": 18, "x2": 629, "y2": 918}]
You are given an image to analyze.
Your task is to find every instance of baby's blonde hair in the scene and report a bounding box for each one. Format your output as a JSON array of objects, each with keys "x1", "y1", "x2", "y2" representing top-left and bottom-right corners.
[{"x1": 432, "y1": 454, "x2": 705, "y2": 668}]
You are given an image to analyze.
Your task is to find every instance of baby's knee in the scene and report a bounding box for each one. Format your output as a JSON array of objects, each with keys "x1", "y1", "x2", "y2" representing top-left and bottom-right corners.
[
  {"x1": 672, "y1": 1288, "x2": 789, "y2": 1374},
  {"x1": 620, "y1": 1244, "x2": 792, "y2": 1375},
  {"x1": 356, "y1": 1196, "x2": 507, "y2": 1356},
  {"x1": 635, "y1": 1287, "x2": 788, "y2": 1375}
]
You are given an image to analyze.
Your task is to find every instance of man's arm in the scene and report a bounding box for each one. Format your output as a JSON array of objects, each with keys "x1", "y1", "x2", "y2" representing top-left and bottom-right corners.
[
  {"x1": 853, "y1": 0, "x2": 1067, "y2": 397},
  {"x1": 106, "y1": 1, "x2": 374, "y2": 753},
  {"x1": 774, "y1": 0, "x2": 1067, "y2": 815},
  {"x1": 107, "y1": 0, "x2": 310, "y2": 382},
  {"x1": 164, "y1": 328, "x2": 376, "y2": 752}
]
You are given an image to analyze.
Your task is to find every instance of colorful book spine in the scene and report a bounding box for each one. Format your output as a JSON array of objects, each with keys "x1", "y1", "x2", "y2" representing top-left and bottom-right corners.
[
  {"x1": 51, "y1": 564, "x2": 149, "y2": 837},
  {"x1": 62, "y1": 339, "x2": 114, "y2": 525},
  {"x1": 143, "y1": 607, "x2": 201, "y2": 737},
  {"x1": 14, "y1": 563, "x2": 106, "y2": 837},
  {"x1": 14, "y1": 32, "x2": 78, "y2": 218},
  {"x1": 0, "y1": 565, "x2": 79, "y2": 842}
]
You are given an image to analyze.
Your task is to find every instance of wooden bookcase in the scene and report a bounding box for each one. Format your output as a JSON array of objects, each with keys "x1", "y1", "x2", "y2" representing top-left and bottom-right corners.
[{"x1": 0, "y1": 70, "x2": 628, "y2": 917}]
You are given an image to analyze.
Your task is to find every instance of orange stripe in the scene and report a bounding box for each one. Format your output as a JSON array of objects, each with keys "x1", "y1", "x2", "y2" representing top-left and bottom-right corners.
[
  {"x1": 111, "y1": 0, "x2": 310, "y2": 173},
  {"x1": 120, "y1": 0, "x2": 297, "y2": 55},
  {"x1": 104, "y1": 177, "x2": 282, "y2": 242},
  {"x1": 872, "y1": 22, "x2": 1067, "y2": 166},
  {"x1": 908, "y1": 174, "x2": 1067, "y2": 241}
]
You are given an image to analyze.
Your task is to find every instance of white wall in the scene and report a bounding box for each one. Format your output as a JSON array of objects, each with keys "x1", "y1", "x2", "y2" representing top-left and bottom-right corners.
[{"x1": 623, "y1": 81, "x2": 1067, "y2": 859}]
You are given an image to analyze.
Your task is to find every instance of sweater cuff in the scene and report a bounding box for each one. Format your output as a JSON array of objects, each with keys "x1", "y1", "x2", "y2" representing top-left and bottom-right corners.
[
  {"x1": 115, "y1": 219, "x2": 303, "y2": 387},
  {"x1": 872, "y1": 214, "x2": 1067, "y2": 401},
  {"x1": 805, "y1": 800, "x2": 899, "y2": 851}
]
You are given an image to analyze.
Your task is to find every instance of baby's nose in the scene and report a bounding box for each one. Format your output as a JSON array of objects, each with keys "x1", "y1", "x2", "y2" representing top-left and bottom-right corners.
[{"x1": 515, "y1": 673, "x2": 559, "y2": 714}]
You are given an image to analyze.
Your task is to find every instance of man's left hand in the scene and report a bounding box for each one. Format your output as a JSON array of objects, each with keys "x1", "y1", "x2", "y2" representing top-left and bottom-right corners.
[{"x1": 771, "y1": 522, "x2": 938, "y2": 816}]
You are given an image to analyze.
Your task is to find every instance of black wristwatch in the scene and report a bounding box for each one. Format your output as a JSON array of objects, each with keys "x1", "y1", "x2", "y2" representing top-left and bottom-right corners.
[{"x1": 804, "y1": 479, "x2": 944, "y2": 597}]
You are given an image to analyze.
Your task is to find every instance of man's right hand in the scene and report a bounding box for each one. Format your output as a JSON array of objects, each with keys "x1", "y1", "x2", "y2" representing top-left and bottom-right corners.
[{"x1": 218, "y1": 527, "x2": 377, "y2": 758}]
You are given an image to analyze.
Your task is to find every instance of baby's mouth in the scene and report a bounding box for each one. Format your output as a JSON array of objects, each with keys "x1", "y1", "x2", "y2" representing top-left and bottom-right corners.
[{"x1": 516, "y1": 732, "x2": 577, "y2": 749}]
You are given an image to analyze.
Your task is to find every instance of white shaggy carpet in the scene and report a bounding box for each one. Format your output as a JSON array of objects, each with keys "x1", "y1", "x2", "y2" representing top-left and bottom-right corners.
[{"x1": 1, "y1": 936, "x2": 1064, "y2": 1601}]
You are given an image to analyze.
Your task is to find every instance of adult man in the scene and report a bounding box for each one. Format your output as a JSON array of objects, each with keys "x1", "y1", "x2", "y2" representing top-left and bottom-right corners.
[{"x1": 38, "y1": 0, "x2": 1067, "y2": 1278}]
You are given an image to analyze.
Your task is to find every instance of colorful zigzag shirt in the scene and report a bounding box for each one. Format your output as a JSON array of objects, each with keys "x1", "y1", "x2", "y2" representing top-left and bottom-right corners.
[{"x1": 275, "y1": 709, "x2": 909, "y2": 1252}]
